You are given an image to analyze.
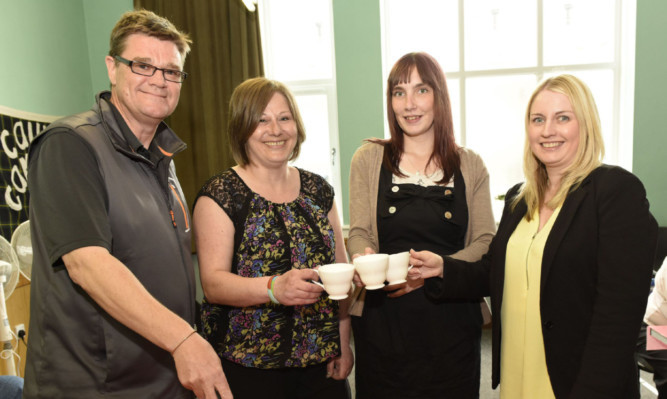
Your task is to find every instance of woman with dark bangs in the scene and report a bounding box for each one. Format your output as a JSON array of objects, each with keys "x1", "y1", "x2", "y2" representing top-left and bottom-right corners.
[{"x1": 347, "y1": 52, "x2": 496, "y2": 398}]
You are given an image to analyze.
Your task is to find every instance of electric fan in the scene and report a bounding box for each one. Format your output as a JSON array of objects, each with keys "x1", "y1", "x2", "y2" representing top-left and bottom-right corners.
[
  {"x1": 0, "y1": 236, "x2": 20, "y2": 376},
  {"x1": 11, "y1": 220, "x2": 32, "y2": 280}
]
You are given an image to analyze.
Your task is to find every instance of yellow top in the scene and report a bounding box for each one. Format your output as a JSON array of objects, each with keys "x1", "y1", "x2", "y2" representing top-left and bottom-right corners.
[{"x1": 499, "y1": 206, "x2": 562, "y2": 399}]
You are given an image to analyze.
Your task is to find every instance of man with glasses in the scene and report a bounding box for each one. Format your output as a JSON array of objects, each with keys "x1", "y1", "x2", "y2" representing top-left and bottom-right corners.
[{"x1": 24, "y1": 10, "x2": 232, "y2": 399}]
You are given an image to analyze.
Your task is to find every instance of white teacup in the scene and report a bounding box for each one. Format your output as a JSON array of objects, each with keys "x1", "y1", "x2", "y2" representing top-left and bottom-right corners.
[
  {"x1": 353, "y1": 253, "x2": 389, "y2": 290},
  {"x1": 386, "y1": 251, "x2": 412, "y2": 285},
  {"x1": 312, "y1": 263, "x2": 355, "y2": 300}
]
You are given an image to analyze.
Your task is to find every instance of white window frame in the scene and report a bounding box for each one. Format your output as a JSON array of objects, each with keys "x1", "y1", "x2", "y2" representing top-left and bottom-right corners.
[
  {"x1": 381, "y1": 0, "x2": 636, "y2": 179},
  {"x1": 257, "y1": 0, "x2": 343, "y2": 219}
]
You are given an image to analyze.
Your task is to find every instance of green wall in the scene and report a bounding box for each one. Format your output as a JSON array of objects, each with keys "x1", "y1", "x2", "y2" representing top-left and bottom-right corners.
[
  {"x1": 82, "y1": 0, "x2": 133, "y2": 93},
  {"x1": 1, "y1": 0, "x2": 665, "y2": 225},
  {"x1": 332, "y1": 0, "x2": 385, "y2": 224},
  {"x1": 634, "y1": 0, "x2": 667, "y2": 226},
  {"x1": 0, "y1": 0, "x2": 131, "y2": 117}
]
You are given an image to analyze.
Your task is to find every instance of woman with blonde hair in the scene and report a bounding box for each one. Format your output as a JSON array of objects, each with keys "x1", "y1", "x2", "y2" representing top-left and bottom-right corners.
[{"x1": 410, "y1": 74, "x2": 658, "y2": 398}]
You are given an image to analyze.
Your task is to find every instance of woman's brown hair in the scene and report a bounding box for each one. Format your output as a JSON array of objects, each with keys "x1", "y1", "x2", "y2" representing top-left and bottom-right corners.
[
  {"x1": 228, "y1": 77, "x2": 306, "y2": 166},
  {"x1": 371, "y1": 52, "x2": 460, "y2": 184}
]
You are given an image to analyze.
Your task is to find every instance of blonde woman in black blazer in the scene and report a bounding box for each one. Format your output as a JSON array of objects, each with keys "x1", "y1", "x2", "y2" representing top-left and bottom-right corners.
[{"x1": 409, "y1": 74, "x2": 658, "y2": 399}]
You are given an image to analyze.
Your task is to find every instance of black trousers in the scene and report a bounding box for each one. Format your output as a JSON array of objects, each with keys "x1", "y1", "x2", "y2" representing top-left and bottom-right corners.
[
  {"x1": 636, "y1": 323, "x2": 667, "y2": 398},
  {"x1": 221, "y1": 358, "x2": 350, "y2": 399}
]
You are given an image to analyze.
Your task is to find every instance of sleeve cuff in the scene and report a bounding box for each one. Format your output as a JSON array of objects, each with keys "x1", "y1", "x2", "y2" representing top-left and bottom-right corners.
[{"x1": 424, "y1": 276, "x2": 446, "y2": 300}]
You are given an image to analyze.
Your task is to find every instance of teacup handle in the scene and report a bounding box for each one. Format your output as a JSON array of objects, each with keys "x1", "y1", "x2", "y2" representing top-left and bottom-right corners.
[{"x1": 311, "y1": 269, "x2": 325, "y2": 288}]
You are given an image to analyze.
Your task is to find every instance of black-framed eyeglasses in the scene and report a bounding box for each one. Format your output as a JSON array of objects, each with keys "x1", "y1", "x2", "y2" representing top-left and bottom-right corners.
[{"x1": 114, "y1": 55, "x2": 188, "y2": 83}]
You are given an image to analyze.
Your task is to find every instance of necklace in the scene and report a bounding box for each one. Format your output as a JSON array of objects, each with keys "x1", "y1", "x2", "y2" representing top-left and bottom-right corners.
[
  {"x1": 404, "y1": 153, "x2": 435, "y2": 176},
  {"x1": 402, "y1": 153, "x2": 432, "y2": 186}
]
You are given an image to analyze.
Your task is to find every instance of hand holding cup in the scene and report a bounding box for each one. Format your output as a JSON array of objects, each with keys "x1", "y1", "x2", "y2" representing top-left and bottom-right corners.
[
  {"x1": 351, "y1": 247, "x2": 376, "y2": 286},
  {"x1": 407, "y1": 249, "x2": 444, "y2": 280},
  {"x1": 353, "y1": 253, "x2": 389, "y2": 289},
  {"x1": 272, "y1": 269, "x2": 324, "y2": 305}
]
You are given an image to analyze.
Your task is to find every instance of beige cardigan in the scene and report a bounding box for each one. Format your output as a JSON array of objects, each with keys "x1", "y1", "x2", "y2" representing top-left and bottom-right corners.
[{"x1": 347, "y1": 142, "x2": 497, "y2": 315}]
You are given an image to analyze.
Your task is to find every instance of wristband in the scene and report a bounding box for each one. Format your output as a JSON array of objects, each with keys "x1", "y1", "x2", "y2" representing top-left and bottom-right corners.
[
  {"x1": 267, "y1": 275, "x2": 280, "y2": 304},
  {"x1": 171, "y1": 330, "x2": 196, "y2": 356}
]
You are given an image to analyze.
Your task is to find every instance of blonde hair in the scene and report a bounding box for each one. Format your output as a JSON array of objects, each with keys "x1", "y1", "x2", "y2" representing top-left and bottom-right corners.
[
  {"x1": 228, "y1": 77, "x2": 306, "y2": 166},
  {"x1": 514, "y1": 74, "x2": 604, "y2": 219}
]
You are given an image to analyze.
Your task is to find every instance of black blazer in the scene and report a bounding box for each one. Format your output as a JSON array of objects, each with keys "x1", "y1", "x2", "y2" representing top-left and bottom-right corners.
[{"x1": 426, "y1": 165, "x2": 658, "y2": 398}]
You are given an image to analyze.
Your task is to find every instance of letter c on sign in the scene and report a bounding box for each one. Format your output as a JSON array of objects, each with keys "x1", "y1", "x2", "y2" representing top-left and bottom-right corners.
[{"x1": 1, "y1": 129, "x2": 18, "y2": 158}]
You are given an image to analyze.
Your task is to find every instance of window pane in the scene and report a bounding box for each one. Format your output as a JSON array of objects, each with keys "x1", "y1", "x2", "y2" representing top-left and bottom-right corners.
[
  {"x1": 290, "y1": 94, "x2": 334, "y2": 184},
  {"x1": 262, "y1": 0, "x2": 333, "y2": 81},
  {"x1": 465, "y1": 75, "x2": 537, "y2": 218},
  {"x1": 383, "y1": 0, "x2": 459, "y2": 72},
  {"x1": 464, "y1": 0, "x2": 537, "y2": 70},
  {"x1": 543, "y1": 1, "x2": 615, "y2": 66},
  {"x1": 447, "y1": 78, "x2": 462, "y2": 143}
]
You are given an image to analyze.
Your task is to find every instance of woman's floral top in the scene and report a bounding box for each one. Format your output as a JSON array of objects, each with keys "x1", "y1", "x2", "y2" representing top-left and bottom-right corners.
[{"x1": 196, "y1": 168, "x2": 341, "y2": 369}]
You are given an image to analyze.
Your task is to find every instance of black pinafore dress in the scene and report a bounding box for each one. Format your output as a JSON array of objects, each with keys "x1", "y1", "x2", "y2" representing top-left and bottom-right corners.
[{"x1": 352, "y1": 164, "x2": 483, "y2": 399}]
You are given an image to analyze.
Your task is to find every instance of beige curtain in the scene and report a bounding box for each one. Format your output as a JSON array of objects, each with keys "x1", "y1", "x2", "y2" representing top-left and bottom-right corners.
[{"x1": 134, "y1": 0, "x2": 263, "y2": 212}]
